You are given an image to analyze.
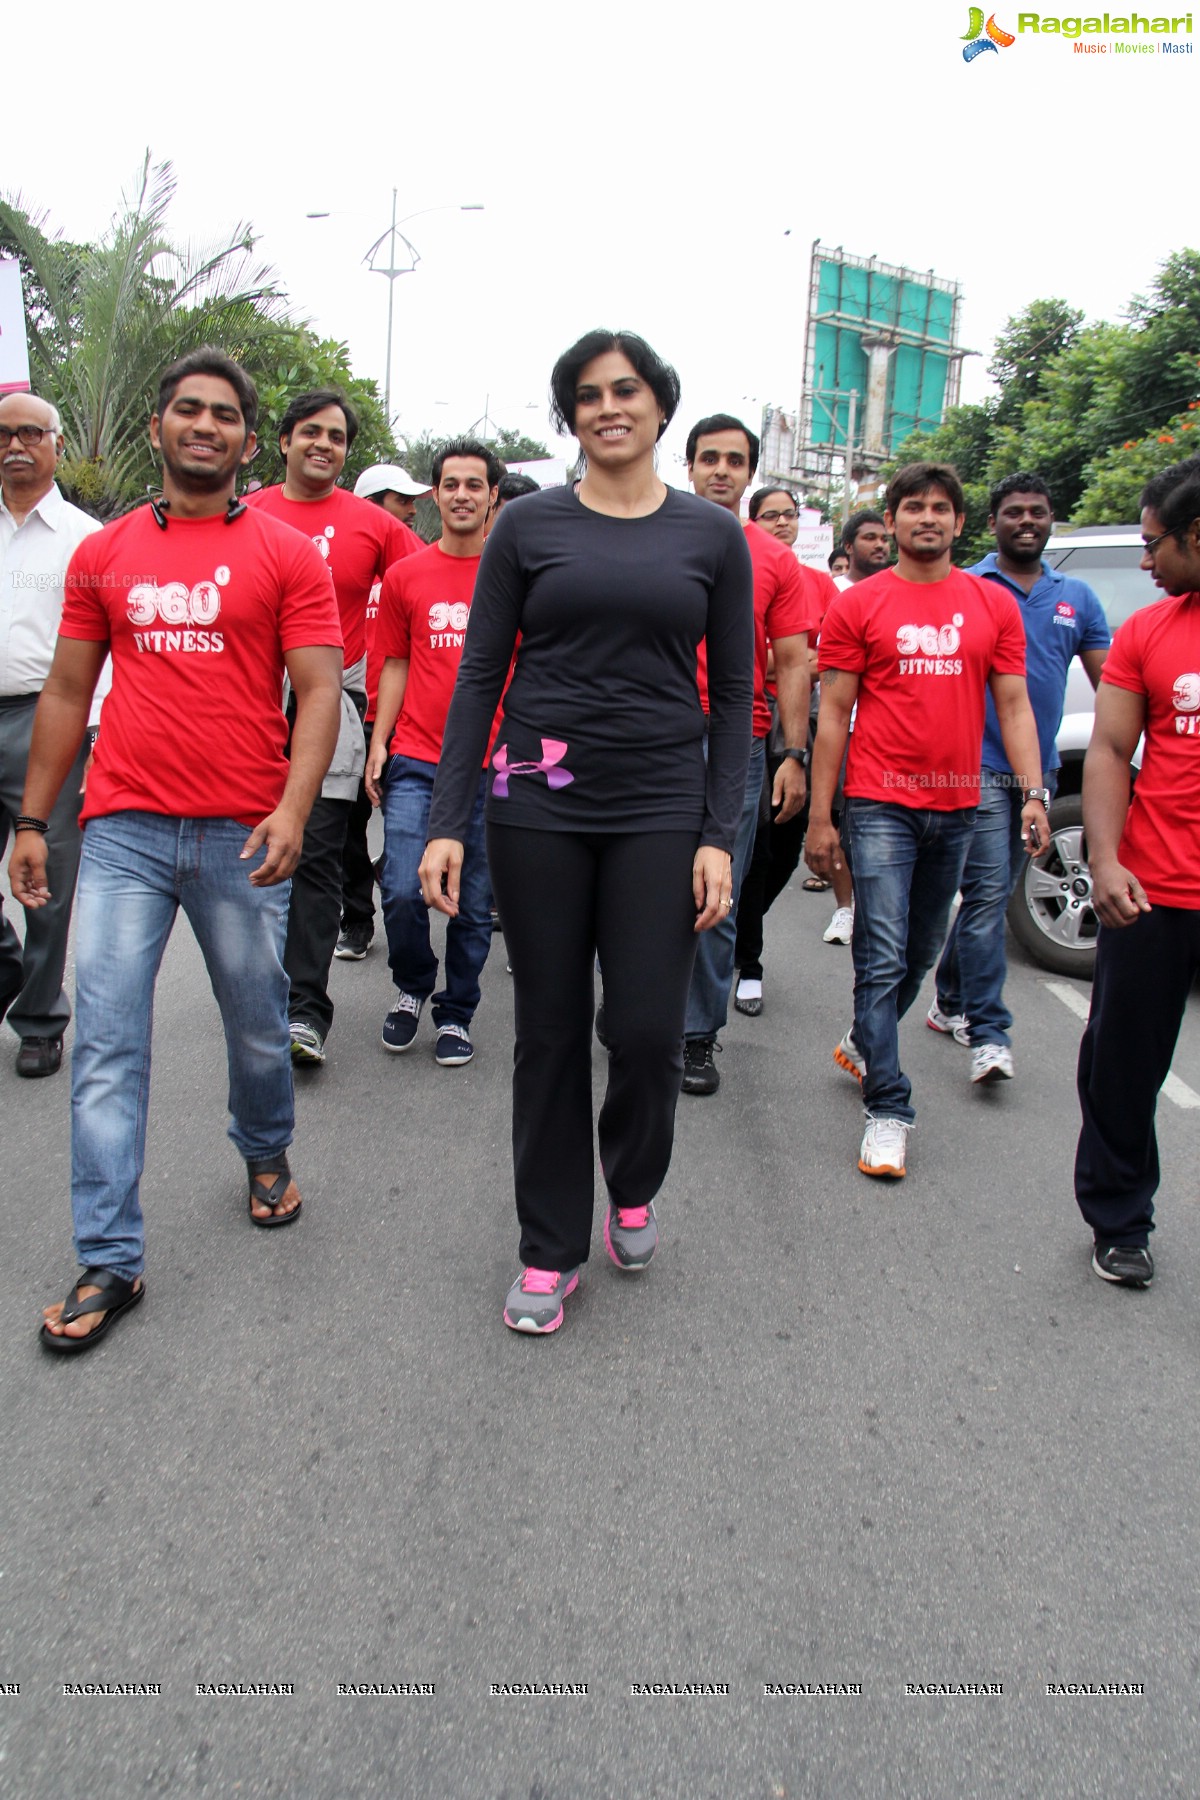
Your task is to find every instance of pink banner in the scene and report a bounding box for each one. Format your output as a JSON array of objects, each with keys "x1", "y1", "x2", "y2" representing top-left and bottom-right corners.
[{"x1": 0, "y1": 259, "x2": 32, "y2": 395}]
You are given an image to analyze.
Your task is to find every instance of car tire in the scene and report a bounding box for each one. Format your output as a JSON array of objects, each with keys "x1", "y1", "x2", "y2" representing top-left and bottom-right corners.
[{"x1": 1006, "y1": 793, "x2": 1099, "y2": 980}]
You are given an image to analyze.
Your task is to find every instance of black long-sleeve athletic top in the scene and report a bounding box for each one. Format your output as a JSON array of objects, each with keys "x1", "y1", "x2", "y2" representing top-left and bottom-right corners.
[{"x1": 427, "y1": 484, "x2": 755, "y2": 852}]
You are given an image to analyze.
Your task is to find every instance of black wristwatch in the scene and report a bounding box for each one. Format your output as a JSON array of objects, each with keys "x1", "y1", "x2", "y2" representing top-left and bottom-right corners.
[
  {"x1": 1023, "y1": 787, "x2": 1051, "y2": 806},
  {"x1": 781, "y1": 747, "x2": 809, "y2": 768}
]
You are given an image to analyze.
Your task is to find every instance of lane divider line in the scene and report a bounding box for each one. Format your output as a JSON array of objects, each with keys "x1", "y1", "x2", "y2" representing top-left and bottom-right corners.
[{"x1": 1044, "y1": 981, "x2": 1200, "y2": 1111}]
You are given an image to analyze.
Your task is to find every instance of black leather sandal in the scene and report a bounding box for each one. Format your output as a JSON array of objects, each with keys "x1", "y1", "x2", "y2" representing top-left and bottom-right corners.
[
  {"x1": 40, "y1": 1268, "x2": 144, "y2": 1355},
  {"x1": 247, "y1": 1153, "x2": 302, "y2": 1229}
]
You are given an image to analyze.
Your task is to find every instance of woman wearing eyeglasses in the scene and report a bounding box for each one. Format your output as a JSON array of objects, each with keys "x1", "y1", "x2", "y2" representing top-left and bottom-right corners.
[
  {"x1": 420, "y1": 328, "x2": 754, "y2": 1335},
  {"x1": 748, "y1": 486, "x2": 801, "y2": 548}
]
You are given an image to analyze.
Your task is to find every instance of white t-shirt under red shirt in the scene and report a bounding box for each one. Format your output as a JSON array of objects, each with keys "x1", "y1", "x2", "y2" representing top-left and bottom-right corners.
[
  {"x1": 818, "y1": 565, "x2": 1026, "y2": 811},
  {"x1": 244, "y1": 484, "x2": 415, "y2": 670},
  {"x1": 696, "y1": 521, "x2": 823, "y2": 736},
  {"x1": 60, "y1": 504, "x2": 342, "y2": 826},
  {"x1": 376, "y1": 543, "x2": 502, "y2": 768},
  {"x1": 1099, "y1": 590, "x2": 1200, "y2": 909}
]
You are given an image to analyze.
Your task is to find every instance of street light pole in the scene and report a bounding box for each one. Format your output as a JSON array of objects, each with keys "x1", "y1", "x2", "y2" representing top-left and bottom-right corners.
[{"x1": 361, "y1": 199, "x2": 485, "y2": 426}]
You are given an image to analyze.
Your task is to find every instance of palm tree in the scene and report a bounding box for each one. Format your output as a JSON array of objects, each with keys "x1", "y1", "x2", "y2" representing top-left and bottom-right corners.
[{"x1": 1, "y1": 153, "x2": 288, "y2": 516}]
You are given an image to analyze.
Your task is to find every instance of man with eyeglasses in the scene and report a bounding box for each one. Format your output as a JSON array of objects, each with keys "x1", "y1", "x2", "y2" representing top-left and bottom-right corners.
[
  {"x1": 0, "y1": 392, "x2": 102, "y2": 1077},
  {"x1": 1072, "y1": 456, "x2": 1200, "y2": 1290}
]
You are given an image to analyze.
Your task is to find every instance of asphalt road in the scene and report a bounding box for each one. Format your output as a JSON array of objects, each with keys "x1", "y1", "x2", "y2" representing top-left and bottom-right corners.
[{"x1": 1, "y1": 860, "x2": 1198, "y2": 1800}]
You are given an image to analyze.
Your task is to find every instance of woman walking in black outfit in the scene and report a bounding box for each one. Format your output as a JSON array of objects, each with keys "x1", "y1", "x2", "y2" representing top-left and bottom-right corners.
[{"x1": 420, "y1": 329, "x2": 754, "y2": 1334}]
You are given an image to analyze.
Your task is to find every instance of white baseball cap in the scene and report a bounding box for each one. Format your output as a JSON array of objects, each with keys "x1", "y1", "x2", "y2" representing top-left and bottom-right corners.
[{"x1": 354, "y1": 463, "x2": 431, "y2": 499}]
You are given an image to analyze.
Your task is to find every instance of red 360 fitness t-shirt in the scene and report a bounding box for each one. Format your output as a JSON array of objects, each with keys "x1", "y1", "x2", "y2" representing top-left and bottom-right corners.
[
  {"x1": 696, "y1": 521, "x2": 820, "y2": 736},
  {"x1": 818, "y1": 565, "x2": 1026, "y2": 810},
  {"x1": 376, "y1": 544, "x2": 502, "y2": 768},
  {"x1": 60, "y1": 504, "x2": 342, "y2": 826},
  {"x1": 244, "y1": 484, "x2": 416, "y2": 669},
  {"x1": 1099, "y1": 591, "x2": 1200, "y2": 909}
]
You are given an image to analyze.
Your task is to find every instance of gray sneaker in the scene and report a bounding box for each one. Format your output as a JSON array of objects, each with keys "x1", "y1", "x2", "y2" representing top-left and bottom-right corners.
[
  {"x1": 289, "y1": 1021, "x2": 326, "y2": 1065},
  {"x1": 503, "y1": 1266, "x2": 580, "y2": 1334},
  {"x1": 833, "y1": 1027, "x2": 865, "y2": 1083},
  {"x1": 604, "y1": 1200, "x2": 658, "y2": 1271}
]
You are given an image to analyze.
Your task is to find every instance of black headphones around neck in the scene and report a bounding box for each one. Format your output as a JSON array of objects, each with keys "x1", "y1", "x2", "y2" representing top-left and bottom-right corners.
[{"x1": 148, "y1": 493, "x2": 247, "y2": 531}]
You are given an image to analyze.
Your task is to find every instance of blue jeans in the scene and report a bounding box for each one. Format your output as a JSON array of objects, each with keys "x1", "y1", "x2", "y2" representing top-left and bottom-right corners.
[
  {"x1": 380, "y1": 756, "x2": 493, "y2": 1028},
  {"x1": 685, "y1": 735, "x2": 766, "y2": 1041},
  {"x1": 842, "y1": 798, "x2": 976, "y2": 1124},
  {"x1": 71, "y1": 812, "x2": 294, "y2": 1280},
  {"x1": 935, "y1": 768, "x2": 1057, "y2": 1047}
]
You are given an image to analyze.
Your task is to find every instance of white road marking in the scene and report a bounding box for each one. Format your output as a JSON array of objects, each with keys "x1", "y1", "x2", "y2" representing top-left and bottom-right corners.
[{"x1": 1044, "y1": 981, "x2": 1200, "y2": 1111}]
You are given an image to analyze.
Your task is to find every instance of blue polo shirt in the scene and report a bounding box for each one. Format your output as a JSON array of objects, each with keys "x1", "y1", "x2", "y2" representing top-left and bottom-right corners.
[{"x1": 971, "y1": 553, "x2": 1110, "y2": 774}]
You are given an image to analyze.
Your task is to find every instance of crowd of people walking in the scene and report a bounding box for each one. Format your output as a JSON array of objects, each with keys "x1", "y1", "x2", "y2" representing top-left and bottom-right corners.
[{"x1": 3, "y1": 326, "x2": 1197, "y2": 1350}]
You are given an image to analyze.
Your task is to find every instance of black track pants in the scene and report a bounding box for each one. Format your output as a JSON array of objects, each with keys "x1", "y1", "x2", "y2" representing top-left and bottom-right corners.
[{"x1": 487, "y1": 823, "x2": 699, "y2": 1270}]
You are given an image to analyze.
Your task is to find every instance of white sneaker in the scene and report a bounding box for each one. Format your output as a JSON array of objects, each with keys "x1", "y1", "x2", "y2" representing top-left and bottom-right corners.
[
  {"x1": 823, "y1": 906, "x2": 854, "y2": 945},
  {"x1": 926, "y1": 1002, "x2": 970, "y2": 1046},
  {"x1": 971, "y1": 1044, "x2": 1014, "y2": 1084},
  {"x1": 858, "y1": 1117, "x2": 909, "y2": 1179}
]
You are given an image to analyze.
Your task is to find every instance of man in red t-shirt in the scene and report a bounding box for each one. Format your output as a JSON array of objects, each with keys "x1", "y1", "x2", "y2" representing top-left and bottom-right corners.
[
  {"x1": 1073, "y1": 457, "x2": 1200, "y2": 1290},
  {"x1": 244, "y1": 391, "x2": 416, "y2": 1064},
  {"x1": 364, "y1": 439, "x2": 501, "y2": 1066},
  {"x1": 680, "y1": 413, "x2": 820, "y2": 1096},
  {"x1": 8, "y1": 351, "x2": 343, "y2": 1354},
  {"x1": 808, "y1": 462, "x2": 1047, "y2": 1180}
]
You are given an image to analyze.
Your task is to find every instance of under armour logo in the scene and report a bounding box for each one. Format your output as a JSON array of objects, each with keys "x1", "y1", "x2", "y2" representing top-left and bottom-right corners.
[{"x1": 491, "y1": 739, "x2": 574, "y2": 798}]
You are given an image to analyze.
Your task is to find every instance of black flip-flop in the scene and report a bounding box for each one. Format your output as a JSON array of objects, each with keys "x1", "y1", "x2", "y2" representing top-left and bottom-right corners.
[
  {"x1": 247, "y1": 1157, "x2": 302, "y2": 1229},
  {"x1": 802, "y1": 876, "x2": 831, "y2": 893},
  {"x1": 40, "y1": 1268, "x2": 144, "y2": 1355}
]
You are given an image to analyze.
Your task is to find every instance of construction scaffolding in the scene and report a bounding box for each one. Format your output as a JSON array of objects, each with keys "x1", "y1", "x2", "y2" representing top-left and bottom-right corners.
[{"x1": 762, "y1": 243, "x2": 972, "y2": 522}]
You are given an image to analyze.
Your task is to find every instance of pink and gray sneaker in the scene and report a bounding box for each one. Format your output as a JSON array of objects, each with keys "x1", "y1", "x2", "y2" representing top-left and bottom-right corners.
[
  {"x1": 604, "y1": 1200, "x2": 658, "y2": 1271},
  {"x1": 503, "y1": 1266, "x2": 580, "y2": 1334}
]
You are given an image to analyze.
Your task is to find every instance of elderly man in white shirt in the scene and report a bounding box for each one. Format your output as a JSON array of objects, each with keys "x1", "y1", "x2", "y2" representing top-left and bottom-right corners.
[{"x1": 0, "y1": 391, "x2": 101, "y2": 1076}]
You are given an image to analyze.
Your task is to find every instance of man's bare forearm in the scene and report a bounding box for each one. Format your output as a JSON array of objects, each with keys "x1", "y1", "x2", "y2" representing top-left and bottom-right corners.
[
  {"x1": 369, "y1": 659, "x2": 409, "y2": 761},
  {"x1": 773, "y1": 639, "x2": 810, "y2": 751},
  {"x1": 1082, "y1": 741, "x2": 1133, "y2": 867},
  {"x1": 20, "y1": 686, "x2": 92, "y2": 820},
  {"x1": 995, "y1": 705, "x2": 1044, "y2": 793},
  {"x1": 809, "y1": 673, "x2": 854, "y2": 822}
]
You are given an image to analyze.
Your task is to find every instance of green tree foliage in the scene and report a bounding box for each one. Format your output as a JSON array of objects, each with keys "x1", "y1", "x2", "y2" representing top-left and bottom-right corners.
[
  {"x1": 0, "y1": 154, "x2": 397, "y2": 519},
  {"x1": 882, "y1": 252, "x2": 1200, "y2": 556},
  {"x1": 1075, "y1": 402, "x2": 1200, "y2": 522},
  {"x1": 492, "y1": 426, "x2": 552, "y2": 466},
  {"x1": 987, "y1": 298, "x2": 1083, "y2": 427},
  {"x1": 1, "y1": 155, "x2": 289, "y2": 517}
]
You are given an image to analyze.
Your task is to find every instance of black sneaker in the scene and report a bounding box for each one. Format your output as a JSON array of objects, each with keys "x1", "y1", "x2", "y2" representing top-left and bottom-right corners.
[
  {"x1": 382, "y1": 991, "x2": 423, "y2": 1053},
  {"x1": 681, "y1": 1037, "x2": 720, "y2": 1096},
  {"x1": 1092, "y1": 1243, "x2": 1154, "y2": 1288},
  {"x1": 334, "y1": 922, "x2": 373, "y2": 961},
  {"x1": 435, "y1": 1023, "x2": 474, "y2": 1066}
]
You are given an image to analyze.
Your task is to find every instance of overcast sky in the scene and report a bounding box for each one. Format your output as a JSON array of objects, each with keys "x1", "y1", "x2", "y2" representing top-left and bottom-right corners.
[{"x1": 7, "y1": 1, "x2": 1194, "y2": 484}]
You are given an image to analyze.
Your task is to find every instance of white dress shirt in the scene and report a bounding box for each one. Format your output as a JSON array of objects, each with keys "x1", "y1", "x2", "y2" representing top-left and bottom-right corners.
[{"x1": 0, "y1": 481, "x2": 102, "y2": 696}]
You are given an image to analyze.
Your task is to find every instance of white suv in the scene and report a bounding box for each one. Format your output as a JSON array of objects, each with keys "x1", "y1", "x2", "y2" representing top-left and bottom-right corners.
[{"x1": 1005, "y1": 525, "x2": 1156, "y2": 979}]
